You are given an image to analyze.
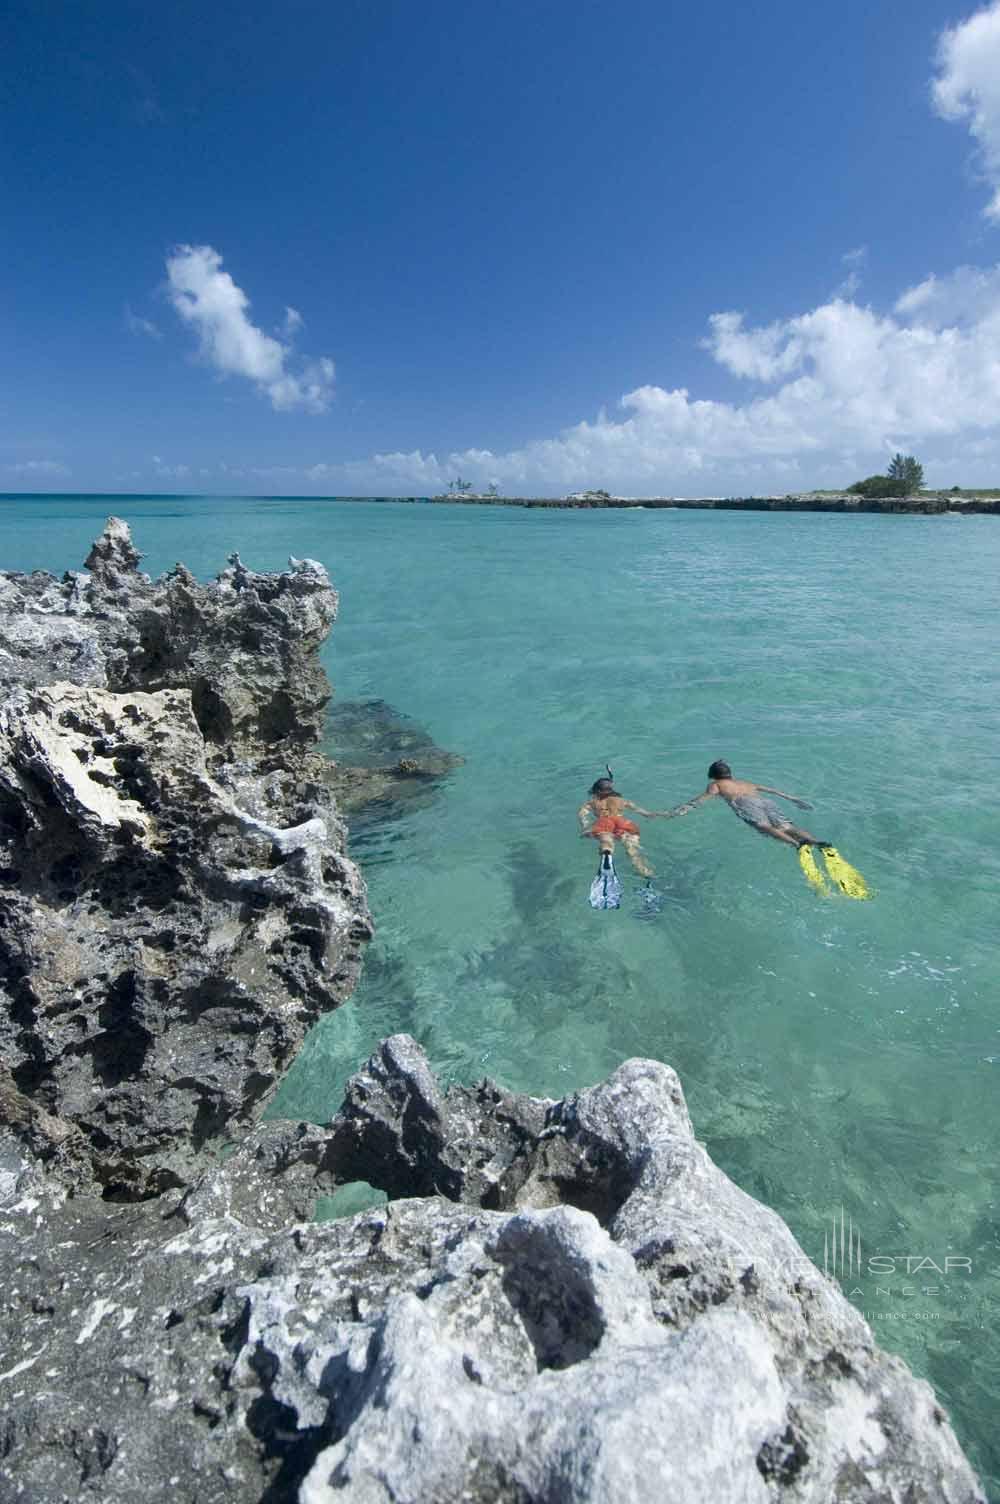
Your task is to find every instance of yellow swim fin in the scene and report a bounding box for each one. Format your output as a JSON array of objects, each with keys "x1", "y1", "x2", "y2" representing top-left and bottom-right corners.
[
  {"x1": 798, "y1": 844, "x2": 830, "y2": 896},
  {"x1": 820, "y1": 846, "x2": 872, "y2": 900}
]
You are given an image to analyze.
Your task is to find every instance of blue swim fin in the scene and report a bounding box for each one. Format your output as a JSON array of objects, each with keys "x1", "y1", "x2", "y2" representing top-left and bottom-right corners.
[
  {"x1": 589, "y1": 851, "x2": 622, "y2": 910},
  {"x1": 635, "y1": 878, "x2": 664, "y2": 917}
]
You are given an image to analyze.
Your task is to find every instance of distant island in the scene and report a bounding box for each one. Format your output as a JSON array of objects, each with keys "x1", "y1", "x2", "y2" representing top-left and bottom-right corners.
[
  {"x1": 418, "y1": 491, "x2": 1000, "y2": 514},
  {"x1": 422, "y1": 458, "x2": 999, "y2": 513}
]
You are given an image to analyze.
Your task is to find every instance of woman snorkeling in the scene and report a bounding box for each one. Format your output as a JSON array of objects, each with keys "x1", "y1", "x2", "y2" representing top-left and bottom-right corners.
[{"x1": 578, "y1": 770, "x2": 658, "y2": 878}]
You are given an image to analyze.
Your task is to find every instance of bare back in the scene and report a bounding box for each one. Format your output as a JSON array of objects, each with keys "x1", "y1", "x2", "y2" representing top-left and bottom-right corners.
[
  {"x1": 711, "y1": 777, "x2": 760, "y2": 804},
  {"x1": 589, "y1": 794, "x2": 631, "y2": 820}
]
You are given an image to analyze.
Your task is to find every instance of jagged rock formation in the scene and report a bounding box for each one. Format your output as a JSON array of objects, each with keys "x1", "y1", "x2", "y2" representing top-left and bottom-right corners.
[
  {"x1": 0, "y1": 1037, "x2": 985, "y2": 1502},
  {"x1": 0, "y1": 519, "x2": 337, "y2": 745},
  {"x1": 0, "y1": 521, "x2": 372, "y2": 1196}
]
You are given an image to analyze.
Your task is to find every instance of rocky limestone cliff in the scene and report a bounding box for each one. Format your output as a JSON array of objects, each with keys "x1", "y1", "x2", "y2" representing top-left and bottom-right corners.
[
  {"x1": 0, "y1": 1036, "x2": 986, "y2": 1503},
  {"x1": 0, "y1": 521, "x2": 372, "y2": 1196},
  {"x1": 0, "y1": 517, "x2": 336, "y2": 745}
]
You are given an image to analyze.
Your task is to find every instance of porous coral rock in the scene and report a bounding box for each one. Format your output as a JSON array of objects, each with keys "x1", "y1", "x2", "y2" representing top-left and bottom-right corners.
[
  {"x1": 0, "y1": 1041, "x2": 986, "y2": 1503},
  {"x1": 0, "y1": 523, "x2": 372, "y2": 1196}
]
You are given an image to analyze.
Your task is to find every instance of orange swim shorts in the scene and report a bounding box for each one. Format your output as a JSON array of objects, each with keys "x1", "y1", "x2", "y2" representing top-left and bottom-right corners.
[{"x1": 589, "y1": 816, "x2": 640, "y2": 838}]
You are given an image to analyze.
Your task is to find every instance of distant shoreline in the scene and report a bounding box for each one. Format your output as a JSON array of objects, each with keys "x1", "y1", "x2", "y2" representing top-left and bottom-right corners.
[
  {"x1": 4, "y1": 491, "x2": 1000, "y2": 514},
  {"x1": 415, "y1": 493, "x2": 1000, "y2": 515}
]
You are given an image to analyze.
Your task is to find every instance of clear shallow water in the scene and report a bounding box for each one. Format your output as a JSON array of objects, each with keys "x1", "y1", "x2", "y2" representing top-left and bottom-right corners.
[{"x1": 4, "y1": 494, "x2": 999, "y2": 1492}]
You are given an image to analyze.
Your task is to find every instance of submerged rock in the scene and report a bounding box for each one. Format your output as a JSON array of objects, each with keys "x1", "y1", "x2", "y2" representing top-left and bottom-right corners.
[
  {"x1": 0, "y1": 522, "x2": 372, "y2": 1196},
  {"x1": 323, "y1": 698, "x2": 463, "y2": 818},
  {"x1": 0, "y1": 1038, "x2": 985, "y2": 1502}
]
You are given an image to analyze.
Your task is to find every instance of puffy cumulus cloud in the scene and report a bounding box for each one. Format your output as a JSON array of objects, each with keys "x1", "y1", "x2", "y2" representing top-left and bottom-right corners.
[
  {"x1": 704, "y1": 311, "x2": 805, "y2": 381},
  {"x1": 894, "y1": 262, "x2": 1000, "y2": 326},
  {"x1": 165, "y1": 246, "x2": 334, "y2": 413},
  {"x1": 267, "y1": 358, "x2": 335, "y2": 414},
  {"x1": 329, "y1": 267, "x2": 1000, "y2": 495},
  {"x1": 933, "y1": 2, "x2": 1000, "y2": 219}
]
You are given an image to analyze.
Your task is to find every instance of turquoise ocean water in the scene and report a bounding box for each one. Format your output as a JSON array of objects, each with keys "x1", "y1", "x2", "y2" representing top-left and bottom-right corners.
[{"x1": 3, "y1": 495, "x2": 998, "y2": 1491}]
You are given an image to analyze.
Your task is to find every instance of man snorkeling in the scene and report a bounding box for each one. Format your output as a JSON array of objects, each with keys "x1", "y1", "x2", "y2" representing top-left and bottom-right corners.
[
  {"x1": 663, "y1": 760, "x2": 824, "y2": 847},
  {"x1": 579, "y1": 773, "x2": 657, "y2": 878},
  {"x1": 662, "y1": 760, "x2": 870, "y2": 898}
]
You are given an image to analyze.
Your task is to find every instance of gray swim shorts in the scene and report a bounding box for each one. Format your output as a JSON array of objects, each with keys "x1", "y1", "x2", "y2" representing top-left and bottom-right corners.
[{"x1": 729, "y1": 795, "x2": 793, "y2": 830}]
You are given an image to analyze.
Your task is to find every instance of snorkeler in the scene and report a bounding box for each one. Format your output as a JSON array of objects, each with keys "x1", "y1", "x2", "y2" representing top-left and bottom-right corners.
[
  {"x1": 662, "y1": 760, "x2": 871, "y2": 898},
  {"x1": 579, "y1": 772, "x2": 657, "y2": 878},
  {"x1": 663, "y1": 760, "x2": 824, "y2": 848}
]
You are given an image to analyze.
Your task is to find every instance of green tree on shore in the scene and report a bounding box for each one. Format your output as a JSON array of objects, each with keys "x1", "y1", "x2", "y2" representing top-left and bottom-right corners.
[
  {"x1": 847, "y1": 474, "x2": 892, "y2": 498},
  {"x1": 848, "y1": 454, "x2": 924, "y2": 498},
  {"x1": 888, "y1": 453, "x2": 924, "y2": 493}
]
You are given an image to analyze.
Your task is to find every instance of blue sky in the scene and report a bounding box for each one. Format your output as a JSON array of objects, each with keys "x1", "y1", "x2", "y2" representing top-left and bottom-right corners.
[{"x1": 7, "y1": 0, "x2": 1000, "y2": 495}]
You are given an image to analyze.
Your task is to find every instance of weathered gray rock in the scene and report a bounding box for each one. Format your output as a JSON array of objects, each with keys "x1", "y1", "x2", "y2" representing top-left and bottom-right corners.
[
  {"x1": 0, "y1": 524, "x2": 372, "y2": 1196},
  {"x1": 0, "y1": 518, "x2": 337, "y2": 750},
  {"x1": 0, "y1": 1041, "x2": 985, "y2": 1502},
  {"x1": 326, "y1": 1032, "x2": 548, "y2": 1204}
]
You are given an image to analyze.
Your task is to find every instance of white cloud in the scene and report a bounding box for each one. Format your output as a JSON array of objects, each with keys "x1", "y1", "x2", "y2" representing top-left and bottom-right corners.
[
  {"x1": 703, "y1": 311, "x2": 805, "y2": 382},
  {"x1": 165, "y1": 245, "x2": 334, "y2": 413},
  {"x1": 314, "y1": 264, "x2": 1000, "y2": 494},
  {"x1": 324, "y1": 21, "x2": 1000, "y2": 496},
  {"x1": 933, "y1": 2, "x2": 1000, "y2": 219},
  {"x1": 834, "y1": 245, "x2": 868, "y2": 299},
  {"x1": 894, "y1": 262, "x2": 1000, "y2": 326},
  {"x1": 281, "y1": 306, "x2": 303, "y2": 336},
  {"x1": 125, "y1": 304, "x2": 162, "y2": 339},
  {"x1": 7, "y1": 460, "x2": 71, "y2": 476}
]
